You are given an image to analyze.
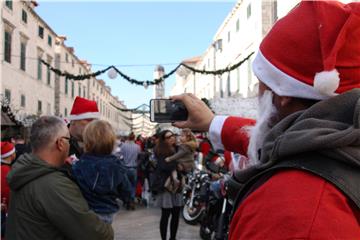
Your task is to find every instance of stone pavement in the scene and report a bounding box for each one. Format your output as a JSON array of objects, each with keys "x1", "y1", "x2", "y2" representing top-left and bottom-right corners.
[{"x1": 112, "y1": 206, "x2": 201, "y2": 240}]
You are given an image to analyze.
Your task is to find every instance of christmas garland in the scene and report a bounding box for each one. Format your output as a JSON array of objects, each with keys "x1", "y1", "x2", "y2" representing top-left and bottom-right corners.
[
  {"x1": 1, "y1": 102, "x2": 23, "y2": 126},
  {"x1": 109, "y1": 102, "x2": 150, "y2": 114},
  {"x1": 181, "y1": 52, "x2": 254, "y2": 75},
  {"x1": 41, "y1": 52, "x2": 254, "y2": 86},
  {"x1": 41, "y1": 60, "x2": 112, "y2": 81}
]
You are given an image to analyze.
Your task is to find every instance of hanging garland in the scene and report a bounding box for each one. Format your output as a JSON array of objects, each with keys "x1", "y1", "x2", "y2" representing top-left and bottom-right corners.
[
  {"x1": 41, "y1": 52, "x2": 254, "y2": 86},
  {"x1": 41, "y1": 60, "x2": 112, "y2": 81},
  {"x1": 109, "y1": 102, "x2": 150, "y2": 114},
  {"x1": 1, "y1": 101, "x2": 23, "y2": 126},
  {"x1": 181, "y1": 52, "x2": 254, "y2": 75}
]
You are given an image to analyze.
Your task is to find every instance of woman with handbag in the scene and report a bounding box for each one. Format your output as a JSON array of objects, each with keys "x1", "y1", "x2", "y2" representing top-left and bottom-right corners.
[{"x1": 152, "y1": 130, "x2": 183, "y2": 240}]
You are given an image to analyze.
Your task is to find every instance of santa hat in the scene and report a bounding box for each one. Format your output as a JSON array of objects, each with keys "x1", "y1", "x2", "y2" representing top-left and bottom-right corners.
[
  {"x1": 69, "y1": 97, "x2": 100, "y2": 121},
  {"x1": 1, "y1": 142, "x2": 15, "y2": 159},
  {"x1": 253, "y1": 1, "x2": 360, "y2": 100}
]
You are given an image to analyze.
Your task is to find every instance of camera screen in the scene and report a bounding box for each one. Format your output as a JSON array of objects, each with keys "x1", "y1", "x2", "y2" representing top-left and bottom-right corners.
[{"x1": 150, "y1": 99, "x2": 187, "y2": 123}]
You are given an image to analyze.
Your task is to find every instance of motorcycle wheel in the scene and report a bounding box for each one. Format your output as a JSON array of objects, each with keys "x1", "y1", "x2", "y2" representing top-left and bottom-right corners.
[{"x1": 182, "y1": 204, "x2": 204, "y2": 225}]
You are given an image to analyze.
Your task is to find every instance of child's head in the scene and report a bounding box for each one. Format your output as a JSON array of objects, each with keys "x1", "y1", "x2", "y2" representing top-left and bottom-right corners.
[
  {"x1": 180, "y1": 128, "x2": 196, "y2": 143},
  {"x1": 83, "y1": 120, "x2": 115, "y2": 155}
]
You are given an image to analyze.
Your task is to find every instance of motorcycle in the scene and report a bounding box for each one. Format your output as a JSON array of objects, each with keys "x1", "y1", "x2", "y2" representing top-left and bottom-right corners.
[
  {"x1": 182, "y1": 169, "x2": 210, "y2": 225},
  {"x1": 199, "y1": 151, "x2": 233, "y2": 240}
]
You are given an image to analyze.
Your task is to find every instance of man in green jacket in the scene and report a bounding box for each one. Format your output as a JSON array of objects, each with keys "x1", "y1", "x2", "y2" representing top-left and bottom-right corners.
[{"x1": 5, "y1": 116, "x2": 114, "y2": 240}]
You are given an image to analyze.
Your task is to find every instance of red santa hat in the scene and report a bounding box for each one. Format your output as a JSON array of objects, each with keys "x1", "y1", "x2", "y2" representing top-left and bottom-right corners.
[
  {"x1": 253, "y1": 1, "x2": 360, "y2": 100},
  {"x1": 1, "y1": 142, "x2": 15, "y2": 159},
  {"x1": 69, "y1": 96, "x2": 100, "y2": 121}
]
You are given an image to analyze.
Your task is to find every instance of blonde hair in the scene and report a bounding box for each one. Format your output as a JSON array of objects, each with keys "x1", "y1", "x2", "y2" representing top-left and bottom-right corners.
[
  {"x1": 83, "y1": 120, "x2": 116, "y2": 155},
  {"x1": 181, "y1": 128, "x2": 196, "y2": 142}
]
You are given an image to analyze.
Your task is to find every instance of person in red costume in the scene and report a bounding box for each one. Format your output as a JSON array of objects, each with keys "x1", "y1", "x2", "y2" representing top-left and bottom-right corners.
[
  {"x1": 1, "y1": 141, "x2": 16, "y2": 239},
  {"x1": 172, "y1": 1, "x2": 360, "y2": 239},
  {"x1": 1, "y1": 142, "x2": 16, "y2": 209}
]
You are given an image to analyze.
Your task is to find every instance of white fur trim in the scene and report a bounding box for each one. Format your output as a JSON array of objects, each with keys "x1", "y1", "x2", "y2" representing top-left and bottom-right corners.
[
  {"x1": 209, "y1": 115, "x2": 228, "y2": 151},
  {"x1": 252, "y1": 51, "x2": 338, "y2": 100},
  {"x1": 68, "y1": 112, "x2": 100, "y2": 121},
  {"x1": 1, "y1": 148, "x2": 15, "y2": 158},
  {"x1": 314, "y1": 69, "x2": 340, "y2": 96}
]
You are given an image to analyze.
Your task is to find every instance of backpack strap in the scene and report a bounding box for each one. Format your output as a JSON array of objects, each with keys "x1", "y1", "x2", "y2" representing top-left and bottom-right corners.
[{"x1": 231, "y1": 152, "x2": 360, "y2": 219}]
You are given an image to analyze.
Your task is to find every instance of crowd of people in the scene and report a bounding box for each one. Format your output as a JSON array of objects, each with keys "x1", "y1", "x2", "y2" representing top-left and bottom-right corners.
[
  {"x1": 1, "y1": 1, "x2": 359, "y2": 239},
  {"x1": 1, "y1": 94, "x2": 215, "y2": 240}
]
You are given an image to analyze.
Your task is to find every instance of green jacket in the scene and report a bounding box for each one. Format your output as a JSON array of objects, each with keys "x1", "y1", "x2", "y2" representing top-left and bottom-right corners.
[{"x1": 5, "y1": 153, "x2": 114, "y2": 240}]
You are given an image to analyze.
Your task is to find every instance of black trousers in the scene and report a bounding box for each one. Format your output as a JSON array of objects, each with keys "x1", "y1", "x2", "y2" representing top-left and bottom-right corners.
[{"x1": 160, "y1": 207, "x2": 181, "y2": 240}]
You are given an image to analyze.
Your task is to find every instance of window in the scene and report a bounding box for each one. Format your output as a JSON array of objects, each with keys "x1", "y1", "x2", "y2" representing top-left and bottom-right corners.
[
  {"x1": 228, "y1": 31, "x2": 231, "y2": 43},
  {"x1": 79, "y1": 68, "x2": 82, "y2": 74},
  {"x1": 65, "y1": 53, "x2": 69, "y2": 63},
  {"x1": 65, "y1": 78, "x2": 68, "y2": 94},
  {"x1": 38, "y1": 26, "x2": 44, "y2": 39},
  {"x1": 47, "y1": 65, "x2": 51, "y2": 85},
  {"x1": 71, "y1": 81, "x2": 74, "y2": 98},
  {"x1": 237, "y1": 67, "x2": 240, "y2": 92},
  {"x1": 220, "y1": 78, "x2": 224, "y2": 98},
  {"x1": 21, "y1": 94, "x2": 26, "y2": 107},
  {"x1": 5, "y1": 89, "x2": 11, "y2": 103},
  {"x1": 83, "y1": 86, "x2": 86, "y2": 98},
  {"x1": 272, "y1": 0, "x2": 278, "y2": 23},
  {"x1": 46, "y1": 56, "x2": 52, "y2": 85},
  {"x1": 37, "y1": 100, "x2": 42, "y2": 114},
  {"x1": 37, "y1": 57, "x2": 42, "y2": 80},
  {"x1": 72, "y1": 59, "x2": 74, "y2": 68},
  {"x1": 247, "y1": 59, "x2": 252, "y2": 86},
  {"x1": 247, "y1": 3, "x2": 252, "y2": 19},
  {"x1": 5, "y1": 0, "x2": 12, "y2": 10},
  {"x1": 48, "y1": 35, "x2": 52, "y2": 46},
  {"x1": 22, "y1": 10, "x2": 27, "y2": 23},
  {"x1": 227, "y1": 74, "x2": 231, "y2": 97},
  {"x1": 20, "y1": 42, "x2": 26, "y2": 71},
  {"x1": 4, "y1": 30, "x2": 12, "y2": 63},
  {"x1": 47, "y1": 103, "x2": 51, "y2": 115},
  {"x1": 93, "y1": 78, "x2": 95, "y2": 87},
  {"x1": 64, "y1": 108, "x2": 68, "y2": 117},
  {"x1": 236, "y1": 19, "x2": 240, "y2": 32},
  {"x1": 78, "y1": 83, "x2": 81, "y2": 96}
]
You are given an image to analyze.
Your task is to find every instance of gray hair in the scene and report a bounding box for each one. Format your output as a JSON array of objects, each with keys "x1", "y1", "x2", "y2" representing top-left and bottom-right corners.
[{"x1": 30, "y1": 116, "x2": 67, "y2": 151}]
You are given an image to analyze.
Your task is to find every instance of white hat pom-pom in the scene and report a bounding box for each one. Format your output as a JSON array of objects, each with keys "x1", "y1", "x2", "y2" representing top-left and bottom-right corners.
[{"x1": 314, "y1": 69, "x2": 340, "y2": 96}]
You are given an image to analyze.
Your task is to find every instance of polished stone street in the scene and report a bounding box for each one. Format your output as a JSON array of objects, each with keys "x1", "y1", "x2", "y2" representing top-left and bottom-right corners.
[{"x1": 113, "y1": 206, "x2": 201, "y2": 240}]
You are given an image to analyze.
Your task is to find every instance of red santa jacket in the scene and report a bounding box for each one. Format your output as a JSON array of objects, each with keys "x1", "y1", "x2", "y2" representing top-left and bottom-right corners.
[
  {"x1": 209, "y1": 116, "x2": 360, "y2": 239},
  {"x1": 1, "y1": 163, "x2": 11, "y2": 209}
]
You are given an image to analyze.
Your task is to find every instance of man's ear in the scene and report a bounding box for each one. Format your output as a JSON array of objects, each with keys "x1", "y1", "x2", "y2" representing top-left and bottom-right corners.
[{"x1": 56, "y1": 138, "x2": 65, "y2": 151}]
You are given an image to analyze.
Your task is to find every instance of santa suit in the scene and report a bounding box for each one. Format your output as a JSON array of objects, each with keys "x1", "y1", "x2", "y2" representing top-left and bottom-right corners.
[{"x1": 209, "y1": 104, "x2": 360, "y2": 239}]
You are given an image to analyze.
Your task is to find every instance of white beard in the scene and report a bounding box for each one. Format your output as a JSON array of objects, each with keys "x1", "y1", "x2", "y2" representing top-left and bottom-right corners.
[{"x1": 247, "y1": 90, "x2": 277, "y2": 166}]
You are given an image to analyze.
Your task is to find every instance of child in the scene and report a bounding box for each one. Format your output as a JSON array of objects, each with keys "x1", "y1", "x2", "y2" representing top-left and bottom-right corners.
[
  {"x1": 164, "y1": 129, "x2": 197, "y2": 193},
  {"x1": 72, "y1": 120, "x2": 131, "y2": 224}
]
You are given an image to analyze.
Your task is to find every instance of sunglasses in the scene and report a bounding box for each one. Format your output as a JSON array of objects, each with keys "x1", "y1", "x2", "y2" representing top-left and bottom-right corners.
[
  {"x1": 165, "y1": 134, "x2": 175, "y2": 139},
  {"x1": 61, "y1": 136, "x2": 71, "y2": 142}
]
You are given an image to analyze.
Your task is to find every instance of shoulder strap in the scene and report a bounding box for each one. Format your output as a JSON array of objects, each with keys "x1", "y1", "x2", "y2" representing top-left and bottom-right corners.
[{"x1": 232, "y1": 152, "x2": 360, "y2": 218}]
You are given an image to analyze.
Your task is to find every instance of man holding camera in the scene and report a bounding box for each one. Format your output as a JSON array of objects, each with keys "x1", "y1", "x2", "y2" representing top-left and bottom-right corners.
[{"x1": 172, "y1": 1, "x2": 360, "y2": 239}]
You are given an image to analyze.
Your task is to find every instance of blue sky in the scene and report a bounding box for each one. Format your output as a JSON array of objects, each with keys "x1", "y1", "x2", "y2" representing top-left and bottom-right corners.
[{"x1": 36, "y1": 1, "x2": 236, "y2": 108}]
